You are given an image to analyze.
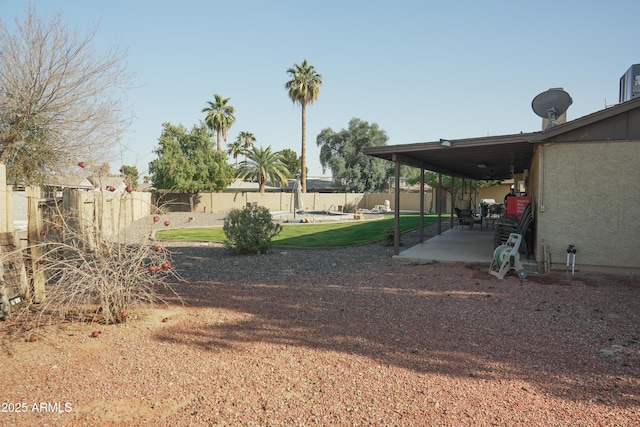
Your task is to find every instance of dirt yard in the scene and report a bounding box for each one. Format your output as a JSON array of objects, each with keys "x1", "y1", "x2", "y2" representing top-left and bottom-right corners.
[{"x1": 0, "y1": 218, "x2": 638, "y2": 426}]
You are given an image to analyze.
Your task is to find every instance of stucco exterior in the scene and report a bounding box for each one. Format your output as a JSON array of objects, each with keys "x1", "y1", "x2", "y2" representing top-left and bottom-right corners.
[{"x1": 531, "y1": 140, "x2": 640, "y2": 272}]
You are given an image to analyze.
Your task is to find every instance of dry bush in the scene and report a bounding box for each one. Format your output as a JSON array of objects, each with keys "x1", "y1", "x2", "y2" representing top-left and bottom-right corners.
[{"x1": 5, "y1": 196, "x2": 181, "y2": 331}]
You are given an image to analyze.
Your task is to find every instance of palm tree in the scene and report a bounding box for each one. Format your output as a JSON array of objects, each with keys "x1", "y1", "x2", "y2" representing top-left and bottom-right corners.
[
  {"x1": 202, "y1": 94, "x2": 236, "y2": 152},
  {"x1": 238, "y1": 131, "x2": 256, "y2": 151},
  {"x1": 285, "y1": 59, "x2": 322, "y2": 193},
  {"x1": 226, "y1": 138, "x2": 244, "y2": 169},
  {"x1": 237, "y1": 131, "x2": 256, "y2": 162},
  {"x1": 236, "y1": 146, "x2": 289, "y2": 193}
]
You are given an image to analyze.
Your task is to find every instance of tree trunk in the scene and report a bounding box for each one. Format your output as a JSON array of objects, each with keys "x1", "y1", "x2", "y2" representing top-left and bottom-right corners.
[
  {"x1": 301, "y1": 103, "x2": 307, "y2": 193},
  {"x1": 217, "y1": 129, "x2": 222, "y2": 152}
]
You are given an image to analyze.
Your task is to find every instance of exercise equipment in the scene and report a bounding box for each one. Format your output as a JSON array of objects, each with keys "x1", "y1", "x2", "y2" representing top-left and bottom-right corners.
[{"x1": 489, "y1": 233, "x2": 528, "y2": 280}]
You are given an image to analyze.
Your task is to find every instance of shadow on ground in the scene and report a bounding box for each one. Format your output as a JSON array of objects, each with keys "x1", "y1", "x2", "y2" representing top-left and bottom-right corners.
[{"x1": 154, "y1": 253, "x2": 640, "y2": 409}]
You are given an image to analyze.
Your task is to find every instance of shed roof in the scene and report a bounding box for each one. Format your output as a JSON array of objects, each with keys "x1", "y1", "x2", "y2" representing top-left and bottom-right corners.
[{"x1": 363, "y1": 97, "x2": 640, "y2": 181}]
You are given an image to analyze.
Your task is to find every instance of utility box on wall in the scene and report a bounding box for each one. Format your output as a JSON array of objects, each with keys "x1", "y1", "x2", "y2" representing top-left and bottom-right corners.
[{"x1": 619, "y1": 64, "x2": 640, "y2": 103}]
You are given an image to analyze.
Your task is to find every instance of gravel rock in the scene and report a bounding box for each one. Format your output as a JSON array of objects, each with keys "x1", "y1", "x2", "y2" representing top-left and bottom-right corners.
[
  {"x1": 156, "y1": 213, "x2": 448, "y2": 284},
  {"x1": 2, "y1": 212, "x2": 638, "y2": 426}
]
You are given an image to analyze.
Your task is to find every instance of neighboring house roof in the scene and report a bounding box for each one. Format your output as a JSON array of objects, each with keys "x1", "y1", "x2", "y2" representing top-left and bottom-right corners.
[
  {"x1": 225, "y1": 179, "x2": 277, "y2": 191},
  {"x1": 284, "y1": 177, "x2": 339, "y2": 192},
  {"x1": 136, "y1": 183, "x2": 153, "y2": 192},
  {"x1": 363, "y1": 96, "x2": 640, "y2": 181},
  {"x1": 405, "y1": 183, "x2": 433, "y2": 192},
  {"x1": 43, "y1": 174, "x2": 93, "y2": 189},
  {"x1": 226, "y1": 177, "x2": 339, "y2": 192},
  {"x1": 42, "y1": 174, "x2": 129, "y2": 191},
  {"x1": 86, "y1": 176, "x2": 126, "y2": 191}
]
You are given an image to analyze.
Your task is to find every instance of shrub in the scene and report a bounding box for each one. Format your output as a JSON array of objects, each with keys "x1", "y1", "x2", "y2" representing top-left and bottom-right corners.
[
  {"x1": 342, "y1": 202, "x2": 357, "y2": 213},
  {"x1": 4, "y1": 194, "x2": 180, "y2": 328},
  {"x1": 382, "y1": 226, "x2": 401, "y2": 246},
  {"x1": 223, "y1": 206, "x2": 282, "y2": 255},
  {"x1": 30, "y1": 235, "x2": 178, "y2": 325}
]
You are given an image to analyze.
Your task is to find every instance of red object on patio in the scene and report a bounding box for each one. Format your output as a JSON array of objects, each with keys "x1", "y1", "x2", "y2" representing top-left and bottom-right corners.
[{"x1": 506, "y1": 196, "x2": 531, "y2": 218}]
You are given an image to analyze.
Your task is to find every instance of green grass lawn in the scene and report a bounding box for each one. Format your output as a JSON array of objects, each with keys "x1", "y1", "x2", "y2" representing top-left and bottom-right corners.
[{"x1": 155, "y1": 214, "x2": 445, "y2": 248}]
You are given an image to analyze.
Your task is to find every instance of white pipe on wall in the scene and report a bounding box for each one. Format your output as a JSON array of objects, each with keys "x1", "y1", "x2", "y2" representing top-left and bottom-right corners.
[{"x1": 538, "y1": 144, "x2": 546, "y2": 213}]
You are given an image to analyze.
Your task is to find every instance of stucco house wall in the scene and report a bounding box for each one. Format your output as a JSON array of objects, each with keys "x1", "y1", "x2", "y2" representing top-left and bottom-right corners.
[{"x1": 532, "y1": 140, "x2": 640, "y2": 271}]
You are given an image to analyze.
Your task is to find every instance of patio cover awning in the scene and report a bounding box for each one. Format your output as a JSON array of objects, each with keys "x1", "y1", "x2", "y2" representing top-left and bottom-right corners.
[
  {"x1": 362, "y1": 132, "x2": 540, "y2": 255},
  {"x1": 362, "y1": 132, "x2": 539, "y2": 181}
]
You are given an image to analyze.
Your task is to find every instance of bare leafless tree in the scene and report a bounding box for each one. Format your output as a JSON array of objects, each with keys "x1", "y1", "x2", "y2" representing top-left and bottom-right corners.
[{"x1": 0, "y1": 6, "x2": 133, "y2": 184}]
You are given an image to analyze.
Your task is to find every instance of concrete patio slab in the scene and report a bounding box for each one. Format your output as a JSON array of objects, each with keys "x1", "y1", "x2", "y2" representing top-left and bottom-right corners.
[{"x1": 395, "y1": 227, "x2": 537, "y2": 267}]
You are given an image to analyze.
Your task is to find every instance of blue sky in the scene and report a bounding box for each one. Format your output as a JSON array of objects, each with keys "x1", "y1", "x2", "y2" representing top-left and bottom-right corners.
[{"x1": 2, "y1": 1, "x2": 637, "y2": 178}]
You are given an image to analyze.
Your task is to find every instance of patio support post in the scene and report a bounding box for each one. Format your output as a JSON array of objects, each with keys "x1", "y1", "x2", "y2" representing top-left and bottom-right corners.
[
  {"x1": 474, "y1": 180, "x2": 478, "y2": 213},
  {"x1": 462, "y1": 178, "x2": 466, "y2": 203},
  {"x1": 472, "y1": 181, "x2": 475, "y2": 205},
  {"x1": 450, "y1": 176, "x2": 455, "y2": 229},
  {"x1": 392, "y1": 154, "x2": 401, "y2": 255},
  {"x1": 437, "y1": 173, "x2": 442, "y2": 235},
  {"x1": 419, "y1": 168, "x2": 425, "y2": 243}
]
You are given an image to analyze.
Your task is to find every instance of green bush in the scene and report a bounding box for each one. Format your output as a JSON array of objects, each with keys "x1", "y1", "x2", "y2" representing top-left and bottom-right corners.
[
  {"x1": 342, "y1": 202, "x2": 357, "y2": 213},
  {"x1": 223, "y1": 206, "x2": 283, "y2": 254},
  {"x1": 382, "y1": 226, "x2": 401, "y2": 246}
]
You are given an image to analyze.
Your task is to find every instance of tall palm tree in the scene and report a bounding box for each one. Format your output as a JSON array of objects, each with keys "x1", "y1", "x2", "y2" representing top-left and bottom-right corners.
[
  {"x1": 236, "y1": 146, "x2": 289, "y2": 193},
  {"x1": 226, "y1": 138, "x2": 244, "y2": 169},
  {"x1": 237, "y1": 131, "x2": 256, "y2": 162},
  {"x1": 285, "y1": 59, "x2": 322, "y2": 193},
  {"x1": 238, "y1": 131, "x2": 256, "y2": 151},
  {"x1": 202, "y1": 94, "x2": 236, "y2": 152}
]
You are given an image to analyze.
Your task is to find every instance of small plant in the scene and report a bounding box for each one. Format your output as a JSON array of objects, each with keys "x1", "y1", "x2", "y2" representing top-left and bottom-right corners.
[
  {"x1": 382, "y1": 226, "x2": 401, "y2": 246},
  {"x1": 342, "y1": 202, "x2": 357, "y2": 213},
  {"x1": 223, "y1": 205, "x2": 282, "y2": 255}
]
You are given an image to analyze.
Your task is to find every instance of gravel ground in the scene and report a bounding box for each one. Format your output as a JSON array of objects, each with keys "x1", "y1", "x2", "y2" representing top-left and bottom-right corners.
[{"x1": 1, "y1": 212, "x2": 639, "y2": 426}]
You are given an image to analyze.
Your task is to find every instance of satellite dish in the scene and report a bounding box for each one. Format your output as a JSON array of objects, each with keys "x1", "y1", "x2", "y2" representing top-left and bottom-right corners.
[{"x1": 532, "y1": 88, "x2": 573, "y2": 129}]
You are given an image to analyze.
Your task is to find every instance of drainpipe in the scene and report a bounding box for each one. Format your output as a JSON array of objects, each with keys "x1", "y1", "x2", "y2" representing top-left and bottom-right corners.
[{"x1": 538, "y1": 144, "x2": 546, "y2": 213}]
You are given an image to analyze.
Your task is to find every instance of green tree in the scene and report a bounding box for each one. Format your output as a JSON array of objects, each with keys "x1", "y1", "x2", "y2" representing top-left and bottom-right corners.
[
  {"x1": 316, "y1": 118, "x2": 390, "y2": 192},
  {"x1": 236, "y1": 146, "x2": 289, "y2": 193},
  {"x1": 279, "y1": 148, "x2": 301, "y2": 178},
  {"x1": 0, "y1": 7, "x2": 131, "y2": 185},
  {"x1": 119, "y1": 165, "x2": 139, "y2": 189},
  {"x1": 149, "y1": 122, "x2": 234, "y2": 209},
  {"x1": 202, "y1": 94, "x2": 236, "y2": 152},
  {"x1": 285, "y1": 59, "x2": 322, "y2": 193}
]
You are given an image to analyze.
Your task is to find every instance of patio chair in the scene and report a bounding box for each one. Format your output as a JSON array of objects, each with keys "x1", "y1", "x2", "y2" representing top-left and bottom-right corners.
[
  {"x1": 455, "y1": 208, "x2": 475, "y2": 230},
  {"x1": 494, "y1": 202, "x2": 533, "y2": 259}
]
